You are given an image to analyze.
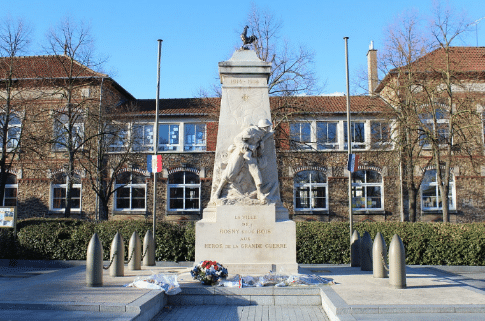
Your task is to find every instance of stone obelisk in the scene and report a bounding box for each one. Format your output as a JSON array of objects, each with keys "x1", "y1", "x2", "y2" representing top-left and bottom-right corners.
[{"x1": 194, "y1": 47, "x2": 298, "y2": 275}]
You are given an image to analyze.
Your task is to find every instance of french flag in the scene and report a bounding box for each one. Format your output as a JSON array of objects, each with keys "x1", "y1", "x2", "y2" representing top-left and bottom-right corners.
[
  {"x1": 147, "y1": 155, "x2": 162, "y2": 173},
  {"x1": 348, "y1": 154, "x2": 359, "y2": 173}
]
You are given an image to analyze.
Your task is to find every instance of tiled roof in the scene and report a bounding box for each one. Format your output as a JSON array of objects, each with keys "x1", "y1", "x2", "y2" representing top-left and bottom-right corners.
[
  {"x1": 0, "y1": 55, "x2": 107, "y2": 79},
  {"x1": 376, "y1": 47, "x2": 485, "y2": 92},
  {"x1": 132, "y1": 95, "x2": 386, "y2": 116}
]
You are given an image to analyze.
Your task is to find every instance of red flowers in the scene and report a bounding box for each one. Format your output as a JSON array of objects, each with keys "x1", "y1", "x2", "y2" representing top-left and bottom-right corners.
[{"x1": 202, "y1": 260, "x2": 218, "y2": 270}]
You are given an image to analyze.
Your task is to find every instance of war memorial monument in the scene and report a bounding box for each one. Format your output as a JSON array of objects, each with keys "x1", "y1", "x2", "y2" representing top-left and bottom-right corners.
[{"x1": 194, "y1": 37, "x2": 298, "y2": 275}]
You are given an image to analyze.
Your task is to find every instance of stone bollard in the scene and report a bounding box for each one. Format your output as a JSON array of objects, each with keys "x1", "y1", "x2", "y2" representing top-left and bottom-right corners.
[
  {"x1": 110, "y1": 231, "x2": 124, "y2": 277},
  {"x1": 350, "y1": 230, "x2": 361, "y2": 267},
  {"x1": 389, "y1": 234, "x2": 406, "y2": 289},
  {"x1": 143, "y1": 230, "x2": 156, "y2": 266},
  {"x1": 86, "y1": 233, "x2": 103, "y2": 287},
  {"x1": 372, "y1": 232, "x2": 388, "y2": 278},
  {"x1": 128, "y1": 231, "x2": 142, "y2": 270},
  {"x1": 360, "y1": 231, "x2": 373, "y2": 271}
]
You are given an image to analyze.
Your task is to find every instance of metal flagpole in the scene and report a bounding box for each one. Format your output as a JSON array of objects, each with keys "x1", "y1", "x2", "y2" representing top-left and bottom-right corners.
[
  {"x1": 344, "y1": 37, "x2": 353, "y2": 259},
  {"x1": 153, "y1": 39, "x2": 163, "y2": 246}
]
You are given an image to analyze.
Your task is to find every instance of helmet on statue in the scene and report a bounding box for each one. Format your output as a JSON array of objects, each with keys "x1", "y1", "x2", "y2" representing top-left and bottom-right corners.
[{"x1": 257, "y1": 119, "x2": 272, "y2": 128}]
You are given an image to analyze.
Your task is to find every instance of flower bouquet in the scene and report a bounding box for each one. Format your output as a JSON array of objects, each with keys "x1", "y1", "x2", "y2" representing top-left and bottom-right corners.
[{"x1": 191, "y1": 260, "x2": 228, "y2": 285}]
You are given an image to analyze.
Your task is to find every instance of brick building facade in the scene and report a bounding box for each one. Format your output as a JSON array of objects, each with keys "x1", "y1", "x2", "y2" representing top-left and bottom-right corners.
[{"x1": 2, "y1": 47, "x2": 485, "y2": 223}]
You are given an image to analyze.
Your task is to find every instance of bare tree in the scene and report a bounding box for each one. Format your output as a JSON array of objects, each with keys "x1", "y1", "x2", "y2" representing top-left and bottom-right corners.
[
  {"x1": 0, "y1": 16, "x2": 32, "y2": 206},
  {"x1": 244, "y1": 4, "x2": 319, "y2": 96},
  {"x1": 44, "y1": 17, "x2": 102, "y2": 217}
]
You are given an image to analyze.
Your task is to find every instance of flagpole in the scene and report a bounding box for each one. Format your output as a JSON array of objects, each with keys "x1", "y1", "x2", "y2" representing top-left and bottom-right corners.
[
  {"x1": 153, "y1": 39, "x2": 163, "y2": 252},
  {"x1": 344, "y1": 37, "x2": 354, "y2": 262}
]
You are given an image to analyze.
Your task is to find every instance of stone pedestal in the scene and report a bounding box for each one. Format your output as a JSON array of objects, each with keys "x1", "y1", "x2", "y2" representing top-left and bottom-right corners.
[
  {"x1": 194, "y1": 49, "x2": 298, "y2": 275},
  {"x1": 195, "y1": 204, "x2": 298, "y2": 275}
]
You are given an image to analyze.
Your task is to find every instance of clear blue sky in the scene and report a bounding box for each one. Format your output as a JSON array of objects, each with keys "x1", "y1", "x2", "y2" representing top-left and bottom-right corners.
[{"x1": 4, "y1": 0, "x2": 485, "y2": 99}]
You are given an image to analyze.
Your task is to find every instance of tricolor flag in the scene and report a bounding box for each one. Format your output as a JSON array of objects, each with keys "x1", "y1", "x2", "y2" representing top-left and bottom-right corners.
[
  {"x1": 347, "y1": 154, "x2": 359, "y2": 173},
  {"x1": 147, "y1": 155, "x2": 162, "y2": 173}
]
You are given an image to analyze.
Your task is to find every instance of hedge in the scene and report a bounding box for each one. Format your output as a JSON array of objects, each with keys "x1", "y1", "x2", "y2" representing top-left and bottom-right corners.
[{"x1": 1, "y1": 219, "x2": 484, "y2": 266}]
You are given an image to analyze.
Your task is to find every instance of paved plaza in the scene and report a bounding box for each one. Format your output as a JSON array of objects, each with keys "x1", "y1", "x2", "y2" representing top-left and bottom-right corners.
[{"x1": 1, "y1": 260, "x2": 485, "y2": 320}]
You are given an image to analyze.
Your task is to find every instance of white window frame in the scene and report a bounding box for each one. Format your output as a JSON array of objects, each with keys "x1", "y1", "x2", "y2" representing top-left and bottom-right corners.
[
  {"x1": 371, "y1": 121, "x2": 392, "y2": 149},
  {"x1": 290, "y1": 122, "x2": 313, "y2": 150},
  {"x1": 3, "y1": 173, "x2": 17, "y2": 206},
  {"x1": 50, "y1": 174, "x2": 82, "y2": 212},
  {"x1": 53, "y1": 113, "x2": 84, "y2": 151},
  {"x1": 316, "y1": 121, "x2": 339, "y2": 150},
  {"x1": 419, "y1": 108, "x2": 450, "y2": 149},
  {"x1": 167, "y1": 171, "x2": 201, "y2": 212},
  {"x1": 344, "y1": 121, "x2": 367, "y2": 150},
  {"x1": 0, "y1": 113, "x2": 22, "y2": 151},
  {"x1": 105, "y1": 123, "x2": 129, "y2": 152},
  {"x1": 421, "y1": 169, "x2": 456, "y2": 212},
  {"x1": 293, "y1": 170, "x2": 329, "y2": 211},
  {"x1": 132, "y1": 123, "x2": 154, "y2": 152},
  {"x1": 158, "y1": 123, "x2": 181, "y2": 151},
  {"x1": 114, "y1": 172, "x2": 147, "y2": 211},
  {"x1": 351, "y1": 170, "x2": 384, "y2": 211},
  {"x1": 184, "y1": 123, "x2": 206, "y2": 151}
]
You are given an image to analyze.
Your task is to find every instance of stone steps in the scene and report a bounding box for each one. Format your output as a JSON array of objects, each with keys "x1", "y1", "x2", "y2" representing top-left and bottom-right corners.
[{"x1": 167, "y1": 285, "x2": 324, "y2": 306}]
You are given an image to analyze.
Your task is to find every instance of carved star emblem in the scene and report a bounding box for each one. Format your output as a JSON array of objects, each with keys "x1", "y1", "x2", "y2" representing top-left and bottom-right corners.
[{"x1": 242, "y1": 94, "x2": 250, "y2": 101}]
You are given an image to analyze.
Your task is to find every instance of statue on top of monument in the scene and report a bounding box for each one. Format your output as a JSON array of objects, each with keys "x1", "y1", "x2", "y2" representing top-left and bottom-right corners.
[
  {"x1": 213, "y1": 119, "x2": 274, "y2": 203},
  {"x1": 240, "y1": 25, "x2": 257, "y2": 49}
]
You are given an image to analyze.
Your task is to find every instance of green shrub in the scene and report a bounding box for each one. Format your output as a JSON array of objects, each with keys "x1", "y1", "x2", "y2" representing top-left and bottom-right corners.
[{"x1": 4, "y1": 219, "x2": 485, "y2": 266}]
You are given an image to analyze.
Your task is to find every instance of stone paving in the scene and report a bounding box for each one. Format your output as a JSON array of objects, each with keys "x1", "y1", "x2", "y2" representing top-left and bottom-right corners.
[{"x1": 151, "y1": 305, "x2": 329, "y2": 321}]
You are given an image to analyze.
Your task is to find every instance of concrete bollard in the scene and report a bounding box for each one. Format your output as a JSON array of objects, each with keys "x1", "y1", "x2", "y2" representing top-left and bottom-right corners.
[
  {"x1": 86, "y1": 233, "x2": 103, "y2": 287},
  {"x1": 128, "y1": 231, "x2": 141, "y2": 270},
  {"x1": 110, "y1": 231, "x2": 124, "y2": 277},
  {"x1": 143, "y1": 230, "x2": 156, "y2": 266},
  {"x1": 360, "y1": 231, "x2": 373, "y2": 271},
  {"x1": 372, "y1": 232, "x2": 388, "y2": 278},
  {"x1": 389, "y1": 234, "x2": 406, "y2": 289},
  {"x1": 350, "y1": 230, "x2": 361, "y2": 267}
]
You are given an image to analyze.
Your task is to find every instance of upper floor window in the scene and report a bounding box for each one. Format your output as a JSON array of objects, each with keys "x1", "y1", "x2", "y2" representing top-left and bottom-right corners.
[
  {"x1": 0, "y1": 114, "x2": 21, "y2": 150},
  {"x1": 158, "y1": 124, "x2": 180, "y2": 151},
  {"x1": 50, "y1": 173, "x2": 81, "y2": 211},
  {"x1": 168, "y1": 171, "x2": 201, "y2": 211},
  {"x1": 419, "y1": 108, "x2": 449, "y2": 148},
  {"x1": 105, "y1": 123, "x2": 128, "y2": 152},
  {"x1": 421, "y1": 169, "x2": 455, "y2": 211},
  {"x1": 352, "y1": 169, "x2": 383, "y2": 211},
  {"x1": 371, "y1": 121, "x2": 391, "y2": 148},
  {"x1": 133, "y1": 123, "x2": 154, "y2": 152},
  {"x1": 184, "y1": 123, "x2": 206, "y2": 151},
  {"x1": 53, "y1": 113, "x2": 84, "y2": 151},
  {"x1": 344, "y1": 121, "x2": 366, "y2": 149},
  {"x1": 3, "y1": 173, "x2": 17, "y2": 206},
  {"x1": 316, "y1": 122, "x2": 338, "y2": 150},
  {"x1": 290, "y1": 122, "x2": 312, "y2": 150},
  {"x1": 114, "y1": 172, "x2": 147, "y2": 211},
  {"x1": 294, "y1": 170, "x2": 328, "y2": 211}
]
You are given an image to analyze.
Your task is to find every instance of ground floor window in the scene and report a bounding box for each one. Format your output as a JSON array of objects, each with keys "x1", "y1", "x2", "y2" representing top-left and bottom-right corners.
[
  {"x1": 50, "y1": 173, "x2": 81, "y2": 211},
  {"x1": 294, "y1": 170, "x2": 328, "y2": 211},
  {"x1": 351, "y1": 169, "x2": 383, "y2": 211},
  {"x1": 421, "y1": 169, "x2": 455, "y2": 211},
  {"x1": 168, "y1": 171, "x2": 200, "y2": 211},
  {"x1": 3, "y1": 173, "x2": 17, "y2": 206},
  {"x1": 114, "y1": 172, "x2": 147, "y2": 211}
]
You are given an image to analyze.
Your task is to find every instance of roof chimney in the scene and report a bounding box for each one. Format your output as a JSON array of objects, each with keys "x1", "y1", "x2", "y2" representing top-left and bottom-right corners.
[{"x1": 367, "y1": 41, "x2": 378, "y2": 95}]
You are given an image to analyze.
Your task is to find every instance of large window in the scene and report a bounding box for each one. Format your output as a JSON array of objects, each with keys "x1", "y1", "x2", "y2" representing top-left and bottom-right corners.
[
  {"x1": 105, "y1": 124, "x2": 128, "y2": 152},
  {"x1": 133, "y1": 124, "x2": 154, "y2": 152},
  {"x1": 168, "y1": 171, "x2": 200, "y2": 211},
  {"x1": 316, "y1": 122, "x2": 338, "y2": 150},
  {"x1": 344, "y1": 121, "x2": 366, "y2": 149},
  {"x1": 50, "y1": 173, "x2": 81, "y2": 211},
  {"x1": 3, "y1": 173, "x2": 17, "y2": 206},
  {"x1": 294, "y1": 170, "x2": 328, "y2": 211},
  {"x1": 352, "y1": 170, "x2": 383, "y2": 211},
  {"x1": 290, "y1": 122, "x2": 312, "y2": 150},
  {"x1": 53, "y1": 113, "x2": 84, "y2": 151},
  {"x1": 371, "y1": 121, "x2": 391, "y2": 148},
  {"x1": 184, "y1": 123, "x2": 206, "y2": 151},
  {"x1": 158, "y1": 124, "x2": 180, "y2": 151},
  {"x1": 0, "y1": 114, "x2": 21, "y2": 150},
  {"x1": 421, "y1": 169, "x2": 455, "y2": 211},
  {"x1": 114, "y1": 172, "x2": 147, "y2": 211},
  {"x1": 419, "y1": 108, "x2": 449, "y2": 148}
]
